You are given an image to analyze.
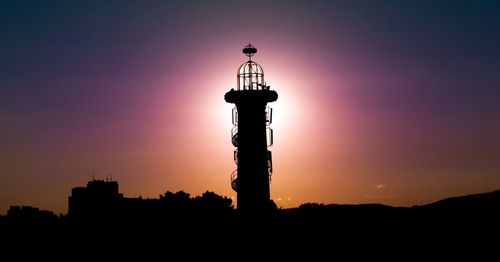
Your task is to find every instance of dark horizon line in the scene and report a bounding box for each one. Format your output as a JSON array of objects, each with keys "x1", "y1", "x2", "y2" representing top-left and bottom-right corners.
[{"x1": 3, "y1": 183, "x2": 499, "y2": 217}]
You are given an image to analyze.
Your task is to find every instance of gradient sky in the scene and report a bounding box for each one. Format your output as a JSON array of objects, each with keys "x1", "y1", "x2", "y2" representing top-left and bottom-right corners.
[{"x1": 1, "y1": 0, "x2": 500, "y2": 214}]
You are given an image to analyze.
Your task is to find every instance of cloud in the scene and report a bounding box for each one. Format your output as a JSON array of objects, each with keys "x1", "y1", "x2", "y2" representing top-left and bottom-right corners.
[{"x1": 376, "y1": 184, "x2": 386, "y2": 190}]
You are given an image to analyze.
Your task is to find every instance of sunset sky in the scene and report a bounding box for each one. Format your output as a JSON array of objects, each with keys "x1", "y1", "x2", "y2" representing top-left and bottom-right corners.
[{"x1": 1, "y1": 1, "x2": 500, "y2": 214}]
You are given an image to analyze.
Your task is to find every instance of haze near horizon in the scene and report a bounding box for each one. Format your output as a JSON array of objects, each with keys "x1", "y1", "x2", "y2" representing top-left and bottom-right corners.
[{"x1": 1, "y1": 0, "x2": 499, "y2": 214}]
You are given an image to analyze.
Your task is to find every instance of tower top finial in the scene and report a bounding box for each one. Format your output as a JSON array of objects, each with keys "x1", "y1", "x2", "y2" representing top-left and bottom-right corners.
[{"x1": 242, "y1": 43, "x2": 257, "y2": 60}]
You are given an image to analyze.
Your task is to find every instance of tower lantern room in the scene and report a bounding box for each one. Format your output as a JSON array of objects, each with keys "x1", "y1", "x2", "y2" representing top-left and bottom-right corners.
[
  {"x1": 237, "y1": 45, "x2": 265, "y2": 90},
  {"x1": 225, "y1": 44, "x2": 278, "y2": 214}
]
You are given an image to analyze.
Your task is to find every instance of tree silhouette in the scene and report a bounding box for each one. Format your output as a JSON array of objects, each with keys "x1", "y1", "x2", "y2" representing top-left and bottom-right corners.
[
  {"x1": 161, "y1": 191, "x2": 190, "y2": 206},
  {"x1": 193, "y1": 191, "x2": 234, "y2": 213}
]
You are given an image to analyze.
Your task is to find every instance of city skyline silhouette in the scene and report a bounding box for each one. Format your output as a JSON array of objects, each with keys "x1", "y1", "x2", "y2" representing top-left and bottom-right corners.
[{"x1": 1, "y1": 1, "x2": 500, "y2": 216}]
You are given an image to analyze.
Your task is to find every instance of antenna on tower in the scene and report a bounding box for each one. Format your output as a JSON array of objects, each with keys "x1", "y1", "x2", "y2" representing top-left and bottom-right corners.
[{"x1": 242, "y1": 43, "x2": 257, "y2": 61}]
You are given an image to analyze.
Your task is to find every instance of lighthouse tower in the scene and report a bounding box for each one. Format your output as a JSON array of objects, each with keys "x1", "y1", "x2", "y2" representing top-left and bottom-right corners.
[{"x1": 225, "y1": 44, "x2": 278, "y2": 213}]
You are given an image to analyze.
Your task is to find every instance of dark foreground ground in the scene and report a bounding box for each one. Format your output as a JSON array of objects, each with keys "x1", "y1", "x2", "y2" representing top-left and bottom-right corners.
[{"x1": 2, "y1": 190, "x2": 499, "y2": 259}]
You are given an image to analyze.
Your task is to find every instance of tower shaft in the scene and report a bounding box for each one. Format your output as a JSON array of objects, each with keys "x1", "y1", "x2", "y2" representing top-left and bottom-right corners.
[{"x1": 226, "y1": 91, "x2": 277, "y2": 212}]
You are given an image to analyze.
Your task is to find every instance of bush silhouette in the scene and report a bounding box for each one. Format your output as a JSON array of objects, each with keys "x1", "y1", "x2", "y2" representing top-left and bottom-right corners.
[{"x1": 193, "y1": 191, "x2": 234, "y2": 213}]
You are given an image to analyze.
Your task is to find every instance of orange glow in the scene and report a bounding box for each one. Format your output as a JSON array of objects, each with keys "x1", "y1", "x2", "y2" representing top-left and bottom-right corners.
[{"x1": 2, "y1": 1, "x2": 500, "y2": 215}]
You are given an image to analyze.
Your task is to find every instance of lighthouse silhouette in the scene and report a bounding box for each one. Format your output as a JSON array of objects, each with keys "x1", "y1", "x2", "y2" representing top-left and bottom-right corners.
[{"x1": 225, "y1": 44, "x2": 278, "y2": 213}]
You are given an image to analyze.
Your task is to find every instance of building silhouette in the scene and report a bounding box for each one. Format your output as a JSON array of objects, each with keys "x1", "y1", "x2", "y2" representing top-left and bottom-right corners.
[
  {"x1": 68, "y1": 179, "x2": 124, "y2": 218},
  {"x1": 67, "y1": 179, "x2": 233, "y2": 220},
  {"x1": 7, "y1": 205, "x2": 57, "y2": 222},
  {"x1": 225, "y1": 44, "x2": 278, "y2": 213}
]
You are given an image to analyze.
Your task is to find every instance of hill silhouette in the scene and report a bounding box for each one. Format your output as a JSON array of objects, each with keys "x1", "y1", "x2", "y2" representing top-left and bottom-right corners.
[
  {"x1": 421, "y1": 189, "x2": 500, "y2": 209},
  {"x1": 2, "y1": 184, "x2": 499, "y2": 258}
]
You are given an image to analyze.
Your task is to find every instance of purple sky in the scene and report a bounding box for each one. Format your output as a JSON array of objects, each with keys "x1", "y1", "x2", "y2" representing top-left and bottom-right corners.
[{"x1": 1, "y1": 1, "x2": 500, "y2": 213}]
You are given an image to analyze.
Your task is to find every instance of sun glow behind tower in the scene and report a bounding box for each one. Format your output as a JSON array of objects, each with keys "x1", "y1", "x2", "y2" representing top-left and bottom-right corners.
[
  {"x1": 225, "y1": 44, "x2": 278, "y2": 212},
  {"x1": 2, "y1": 1, "x2": 500, "y2": 215}
]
